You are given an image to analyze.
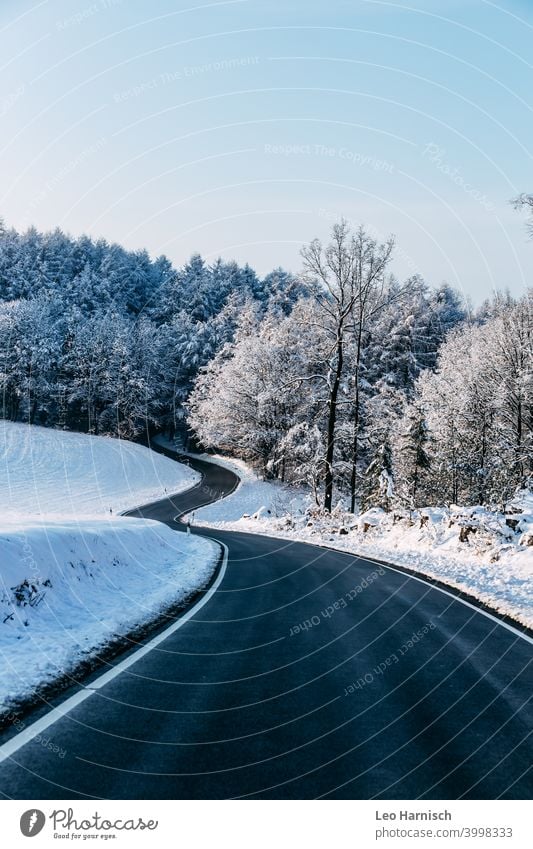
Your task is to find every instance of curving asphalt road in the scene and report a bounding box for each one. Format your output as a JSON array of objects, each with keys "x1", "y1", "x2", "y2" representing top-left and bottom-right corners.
[{"x1": 0, "y1": 445, "x2": 532, "y2": 799}]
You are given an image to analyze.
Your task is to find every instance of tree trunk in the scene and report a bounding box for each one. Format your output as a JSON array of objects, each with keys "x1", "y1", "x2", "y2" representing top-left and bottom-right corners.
[
  {"x1": 324, "y1": 337, "x2": 343, "y2": 512},
  {"x1": 349, "y1": 323, "x2": 363, "y2": 513},
  {"x1": 516, "y1": 398, "x2": 523, "y2": 483}
]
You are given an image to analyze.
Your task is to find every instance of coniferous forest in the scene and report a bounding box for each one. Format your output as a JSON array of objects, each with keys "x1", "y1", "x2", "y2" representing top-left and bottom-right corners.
[{"x1": 0, "y1": 218, "x2": 531, "y2": 513}]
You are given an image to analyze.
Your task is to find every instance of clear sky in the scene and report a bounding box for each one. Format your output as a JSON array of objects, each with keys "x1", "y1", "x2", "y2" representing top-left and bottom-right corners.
[{"x1": 1, "y1": 0, "x2": 532, "y2": 303}]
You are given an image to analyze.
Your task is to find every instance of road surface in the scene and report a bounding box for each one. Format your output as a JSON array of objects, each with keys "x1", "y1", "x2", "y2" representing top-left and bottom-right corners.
[{"x1": 0, "y1": 446, "x2": 531, "y2": 799}]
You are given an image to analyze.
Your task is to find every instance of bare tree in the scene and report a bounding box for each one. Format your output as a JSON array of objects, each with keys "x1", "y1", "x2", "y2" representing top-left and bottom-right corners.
[
  {"x1": 512, "y1": 194, "x2": 533, "y2": 238},
  {"x1": 345, "y1": 228, "x2": 395, "y2": 512},
  {"x1": 301, "y1": 220, "x2": 395, "y2": 512}
]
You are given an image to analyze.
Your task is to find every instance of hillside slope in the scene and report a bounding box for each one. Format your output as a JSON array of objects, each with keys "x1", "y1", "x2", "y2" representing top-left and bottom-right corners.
[{"x1": 0, "y1": 424, "x2": 216, "y2": 714}]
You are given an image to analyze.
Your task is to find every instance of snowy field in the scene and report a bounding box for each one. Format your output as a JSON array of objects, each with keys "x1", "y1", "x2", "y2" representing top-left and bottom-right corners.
[
  {"x1": 0, "y1": 423, "x2": 216, "y2": 714},
  {"x1": 0, "y1": 421, "x2": 199, "y2": 517},
  {"x1": 192, "y1": 456, "x2": 533, "y2": 630}
]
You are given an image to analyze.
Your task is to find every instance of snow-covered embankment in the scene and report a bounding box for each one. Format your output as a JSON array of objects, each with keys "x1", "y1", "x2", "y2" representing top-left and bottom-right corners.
[
  {"x1": 191, "y1": 454, "x2": 533, "y2": 630},
  {"x1": 0, "y1": 423, "x2": 217, "y2": 713}
]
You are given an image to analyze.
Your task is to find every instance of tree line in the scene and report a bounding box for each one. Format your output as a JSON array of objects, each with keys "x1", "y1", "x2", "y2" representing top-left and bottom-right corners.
[
  {"x1": 0, "y1": 218, "x2": 530, "y2": 512},
  {"x1": 188, "y1": 221, "x2": 532, "y2": 512},
  {"x1": 0, "y1": 222, "x2": 303, "y2": 438}
]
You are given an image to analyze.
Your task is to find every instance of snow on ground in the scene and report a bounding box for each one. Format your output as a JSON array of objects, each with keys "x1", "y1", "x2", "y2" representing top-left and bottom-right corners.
[
  {"x1": 0, "y1": 421, "x2": 200, "y2": 517},
  {"x1": 192, "y1": 454, "x2": 533, "y2": 630},
  {"x1": 0, "y1": 423, "x2": 216, "y2": 714},
  {"x1": 0, "y1": 518, "x2": 218, "y2": 713},
  {"x1": 183, "y1": 451, "x2": 302, "y2": 523}
]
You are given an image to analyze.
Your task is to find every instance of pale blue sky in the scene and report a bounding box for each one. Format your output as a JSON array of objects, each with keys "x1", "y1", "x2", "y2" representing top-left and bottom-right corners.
[{"x1": 1, "y1": 0, "x2": 532, "y2": 302}]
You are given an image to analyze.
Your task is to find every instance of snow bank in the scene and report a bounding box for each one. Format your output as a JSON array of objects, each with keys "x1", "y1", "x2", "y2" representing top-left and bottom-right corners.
[
  {"x1": 0, "y1": 517, "x2": 218, "y2": 713},
  {"x1": 0, "y1": 423, "x2": 217, "y2": 714},
  {"x1": 186, "y1": 452, "x2": 301, "y2": 524},
  {"x1": 299, "y1": 497, "x2": 533, "y2": 629},
  {"x1": 194, "y1": 457, "x2": 533, "y2": 629},
  {"x1": 0, "y1": 421, "x2": 200, "y2": 518}
]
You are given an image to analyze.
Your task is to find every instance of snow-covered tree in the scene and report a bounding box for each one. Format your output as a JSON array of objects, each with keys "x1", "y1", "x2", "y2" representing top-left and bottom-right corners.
[
  {"x1": 361, "y1": 437, "x2": 394, "y2": 513},
  {"x1": 416, "y1": 294, "x2": 532, "y2": 506},
  {"x1": 393, "y1": 403, "x2": 432, "y2": 512},
  {"x1": 300, "y1": 220, "x2": 396, "y2": 511},
  {"x1": 512, "y1": 193, "x2": 533, "y2": 238},
  {"x1": 277, "y1": 422, "x2": 324, "y2": 500},
  {"x1": 187, "y1": 299, "x2": 327, "y2": 475}
]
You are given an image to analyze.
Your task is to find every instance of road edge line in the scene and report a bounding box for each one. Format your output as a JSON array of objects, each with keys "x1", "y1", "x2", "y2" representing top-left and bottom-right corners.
[
  {"x1": 0, "y1": 541, "x2": 229, "y2": 766},
  {"x1": 197, "y1": 524, "x2": 533, "y2": 646}
]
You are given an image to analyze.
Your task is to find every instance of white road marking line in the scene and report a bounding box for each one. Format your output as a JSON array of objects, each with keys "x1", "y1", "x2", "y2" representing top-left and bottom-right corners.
[
  {"x1": 0, "y1": 541, "x2": 229, "y2": 765},
  {"x1": 368, "y1": 554, "x2": 533, "y2": 646},
  {"x1": 205, "y1": 524, "x2": 533, "y2": 647},
  {"x1": 309, "y1": 538, "x2": 533, "y2": 646}
]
